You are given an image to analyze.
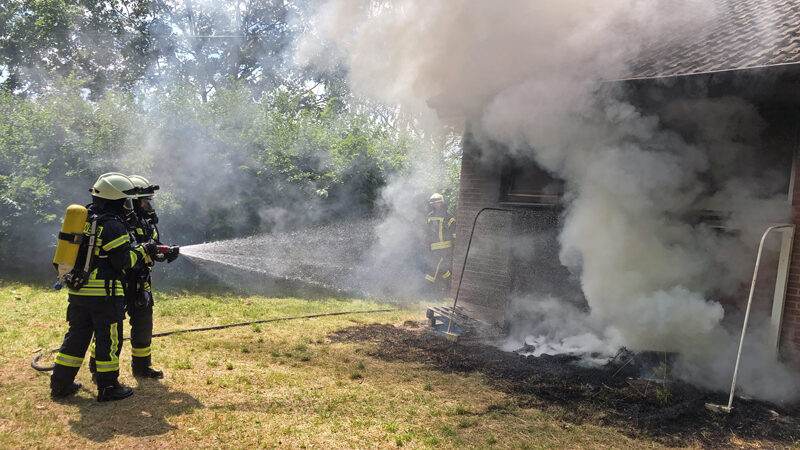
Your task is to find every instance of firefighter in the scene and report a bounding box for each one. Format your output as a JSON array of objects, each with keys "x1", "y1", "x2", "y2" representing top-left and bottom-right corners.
[
  {"x1": 124, "y1": 174, "x2": 178, "y2": 378},
  {"x1": 88, "y1": 175, "x2": 178, "y2": 379},
  {"x1": 424, "y1": 193, "x2": 456, "y2": 295},
  {"x1": 50, "y1": 173, "x2": 158, "y2": 401}
]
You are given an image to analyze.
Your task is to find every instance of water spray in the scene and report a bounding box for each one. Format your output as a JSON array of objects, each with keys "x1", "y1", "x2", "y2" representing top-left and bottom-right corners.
[{"x1": 175, "y1": 217, "x2": 426, "y2": 298}]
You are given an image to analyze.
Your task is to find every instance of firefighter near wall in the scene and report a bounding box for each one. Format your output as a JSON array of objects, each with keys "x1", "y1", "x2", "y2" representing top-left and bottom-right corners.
[{"x1": 424, "y1": 193, "x2": 456, "y2": 296}]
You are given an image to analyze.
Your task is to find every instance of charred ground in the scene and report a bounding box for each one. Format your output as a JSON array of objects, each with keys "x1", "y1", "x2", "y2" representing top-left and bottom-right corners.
[{"x1": 329, "y1": 322, "x2": 800, "y2": 448}]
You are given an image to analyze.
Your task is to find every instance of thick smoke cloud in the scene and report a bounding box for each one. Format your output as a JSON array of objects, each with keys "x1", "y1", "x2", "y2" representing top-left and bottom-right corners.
[{"x1": 297, "y1": 0, "x2": 799, "y2": 402}]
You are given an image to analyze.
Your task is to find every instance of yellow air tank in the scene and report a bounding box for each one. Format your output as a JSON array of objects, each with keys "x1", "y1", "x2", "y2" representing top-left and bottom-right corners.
[{"x1": 53, "y1": 204, "x2": 88, "y2": 279}]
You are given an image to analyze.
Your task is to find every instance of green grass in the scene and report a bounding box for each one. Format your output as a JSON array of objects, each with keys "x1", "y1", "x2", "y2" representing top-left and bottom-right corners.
[{"x1": 0, "y1": 281, "x2": 704, "y2": 448}]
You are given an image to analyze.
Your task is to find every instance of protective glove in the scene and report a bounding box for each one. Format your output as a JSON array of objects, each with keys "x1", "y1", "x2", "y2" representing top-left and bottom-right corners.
[{"x1": 136, "y1": 239, "x2": 158, "y2": 263}]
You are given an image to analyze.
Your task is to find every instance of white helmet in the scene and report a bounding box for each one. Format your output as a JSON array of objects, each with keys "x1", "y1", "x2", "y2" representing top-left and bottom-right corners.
[
  {"x1": 127, "y1": 174, "x2": 159, "y2": 198},
  {"x1": 89, "y1": 173, "x2": 138, "y2": 200}
]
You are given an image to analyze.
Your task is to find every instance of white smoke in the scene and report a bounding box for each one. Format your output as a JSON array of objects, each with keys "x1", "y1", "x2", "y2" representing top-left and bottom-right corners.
[
  {"x1": 296, "y1": 0, "x2": 800, "y2": 402},
  {"x1": 500, "y1": 296, "x2": 621, "y2": 358}
]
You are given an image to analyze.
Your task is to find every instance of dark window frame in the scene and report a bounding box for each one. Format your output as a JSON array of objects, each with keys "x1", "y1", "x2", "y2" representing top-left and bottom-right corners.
[{"x1": 499, "y1": 159, "x2": 564, "y2": 207}]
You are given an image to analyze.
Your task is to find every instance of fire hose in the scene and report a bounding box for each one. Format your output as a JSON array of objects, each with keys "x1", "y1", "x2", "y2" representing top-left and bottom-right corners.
[{"x1": 31, "y1": 308, "x2": 395, "y2": 372}]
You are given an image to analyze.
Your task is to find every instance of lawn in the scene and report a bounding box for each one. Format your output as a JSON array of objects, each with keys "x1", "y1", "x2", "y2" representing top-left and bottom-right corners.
[{"x1": 0, "y1": 282, "x2": 687, "y2": 448}]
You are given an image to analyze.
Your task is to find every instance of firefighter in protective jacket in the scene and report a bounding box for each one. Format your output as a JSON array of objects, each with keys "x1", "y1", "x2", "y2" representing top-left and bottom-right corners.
[
  {"x1": 88, "y1": 175, "x2": 178, "y2": 379},
  {"x1": 50, "y1": 173, "x2": 158, "y2": 402},
  {"x1": 424, "y1": 193, "x2": 456, "y2": 293},
  {"x1": 125, "y1": 175, "x2": 178, "y2": 377}
]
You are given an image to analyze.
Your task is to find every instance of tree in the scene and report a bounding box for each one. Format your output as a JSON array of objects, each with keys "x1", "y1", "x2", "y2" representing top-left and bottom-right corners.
[
  {"x1": 1, "y1": 0, "x2": 158, "y2": 96},
  {"x1": 1, "y1": 0, "x2": 304, "y2": 99},
  {"x1": 0, "y1": 1, "x2": 462, "y2": 277}
]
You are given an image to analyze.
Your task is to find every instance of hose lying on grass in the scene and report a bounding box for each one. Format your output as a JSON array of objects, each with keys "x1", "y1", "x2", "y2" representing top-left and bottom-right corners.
[{"x1": 31, "y1": 308, "x2": 396, "y2": 372}]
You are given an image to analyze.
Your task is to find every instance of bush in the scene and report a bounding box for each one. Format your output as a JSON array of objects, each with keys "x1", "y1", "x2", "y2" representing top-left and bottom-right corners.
[{"x1": 0, "y1": 81, "x2": 461, "y2": 277}]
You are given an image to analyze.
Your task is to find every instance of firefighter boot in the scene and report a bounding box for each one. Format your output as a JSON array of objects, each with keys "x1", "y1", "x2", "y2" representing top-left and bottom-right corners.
[
  {"x1": 133, "y1": 366, "x2": 164, "y2": 379},
  {"x1": 50, "y1": 376, "x2": 81, "y2": 399},
  {"x1": 132, "y1": 353, "x2": 163, "y2": 379},
  {"x1": 97, "y1": 383, "x2": 133, "y2": 402}
]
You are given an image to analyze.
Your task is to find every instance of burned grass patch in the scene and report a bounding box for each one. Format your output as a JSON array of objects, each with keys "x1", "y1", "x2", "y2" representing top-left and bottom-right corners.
[{"x1": 329, "y1": 323, "x2": 800, "y2": 447}]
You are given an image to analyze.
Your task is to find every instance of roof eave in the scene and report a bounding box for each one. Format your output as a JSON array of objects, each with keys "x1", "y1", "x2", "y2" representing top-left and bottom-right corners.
[{"x1": 609, "y1": 60, "x2": 800, "y2": 83}]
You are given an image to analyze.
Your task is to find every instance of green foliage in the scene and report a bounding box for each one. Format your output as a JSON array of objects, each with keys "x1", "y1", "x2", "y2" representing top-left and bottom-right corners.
[
  {"x1": 1, "y1": 0, "x2": 297, "y2": 98},
  {"x1": 458, "y1": 417, "x2": 478, "y2": 428},
  {"x1": 653, "y1": 360, "x2": 671, "y2": 405},
  {"x1": 174, "y1": 359, "x2": 193, "y2": 369},
  {"x1": 0, "y1": 80, "x2": 144, "y2": 268},
  {"x1": 452, "y1": 403, "x2": 470, "y2": 415},
  {"x1": 0, "y1": 80, "x2": 460, "y2": 275},
  {"x1": 0, "y1": 1, "x2": 462, "y2": 276}
]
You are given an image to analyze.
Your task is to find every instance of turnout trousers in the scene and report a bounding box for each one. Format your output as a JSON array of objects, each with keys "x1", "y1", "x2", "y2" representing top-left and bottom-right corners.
[
  {"x1": 128, "y1": 290, "x2": 155, "y2": 371},
  {"x1": 89, "y1": 290, "x2": 155, "y2": 373},
  {"x1": 424, "y1": 248, "x2": 453, "y2": 296},
  {"x1": 52, "y1": 300, "x2": 124, "y2": 389}
]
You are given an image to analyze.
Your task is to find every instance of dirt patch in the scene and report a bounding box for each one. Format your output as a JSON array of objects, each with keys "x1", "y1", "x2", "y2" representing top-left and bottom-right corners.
[{"x1": 329, "y1": 323, "x2": 800, "y2": 448}]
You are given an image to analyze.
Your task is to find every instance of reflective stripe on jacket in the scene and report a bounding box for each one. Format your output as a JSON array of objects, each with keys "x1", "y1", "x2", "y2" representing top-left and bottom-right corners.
[
  {"x1": 427, "y1": 212, "x2": 456, "y2": 251},
  {"x1": 68, "y1": 211, "x2": 143, "y2": 298}
]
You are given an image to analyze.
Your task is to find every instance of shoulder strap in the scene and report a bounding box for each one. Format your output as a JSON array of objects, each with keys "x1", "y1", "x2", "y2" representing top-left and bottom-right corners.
[{"x1": 82, "y1": 216, "x2": 99, "y2": 273}]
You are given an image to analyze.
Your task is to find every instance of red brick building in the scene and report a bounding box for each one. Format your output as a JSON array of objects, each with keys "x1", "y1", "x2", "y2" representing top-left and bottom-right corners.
[{"x1": 451, "y1": 0, "x2": 800, "y2": 363}]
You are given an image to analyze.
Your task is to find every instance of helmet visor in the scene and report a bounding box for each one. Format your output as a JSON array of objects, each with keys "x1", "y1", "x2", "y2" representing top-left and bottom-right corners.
[
  {"x1": 122, "y1": 186, "x2": 140, "y2": 197},
  {"x1": 138, "y1": 184, "x2": 159, "y2": 197}
]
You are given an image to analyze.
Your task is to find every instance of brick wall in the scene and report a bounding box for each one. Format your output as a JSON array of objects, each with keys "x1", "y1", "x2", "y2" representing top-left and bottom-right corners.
[
  {"x1": 452, "y1": 134, "x2": 585, "y2": 326},
  {"x1": 454, "y1": 133, "x2": 800, "y2": 363},
  {"x1": 451, "y1": 134, "x2": 513, "y2": 325},
  {"x1": 780, "y1": 153, "x2": 800, "y2": 364}
]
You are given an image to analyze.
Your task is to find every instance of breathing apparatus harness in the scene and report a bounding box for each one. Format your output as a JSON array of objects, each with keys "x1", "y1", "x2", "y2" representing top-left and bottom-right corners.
[
  {"x1": 128, "y1": 215, "x2": 156, "y2": 308},
  {"x1": 55, "y1": 207, "x2": 122, "y2": 292}
]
